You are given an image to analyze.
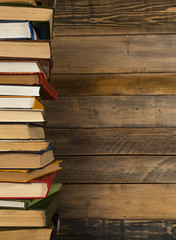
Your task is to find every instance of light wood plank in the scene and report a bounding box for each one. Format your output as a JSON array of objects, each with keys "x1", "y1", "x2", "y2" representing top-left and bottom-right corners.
[
  {"x1": 51, "y1": 73, "x2": 176, "y2": 96},
  {"x1": 54, "y1": 0, "x2": 176, "y2": 36},
  {"x1": 52, "y1": 35, "x2": 176, "y2": 74},
  {"x1": 55, "y1": 155, "x2": 176, "y2": 183},
  {"x1": 59, "y1": 184, "x2": 176, "y2": 219},
  {"x1": 45, "y1": 128, "x2": 176, "y2": 155},
  {"x1": 43, "y1": 96, "x2": 176, "y2": 128}
]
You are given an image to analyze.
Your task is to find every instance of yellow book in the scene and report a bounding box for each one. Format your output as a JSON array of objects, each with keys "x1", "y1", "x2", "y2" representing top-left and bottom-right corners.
[{"x1": 0, "y1": 160, "x2": 62, "y2": 182}]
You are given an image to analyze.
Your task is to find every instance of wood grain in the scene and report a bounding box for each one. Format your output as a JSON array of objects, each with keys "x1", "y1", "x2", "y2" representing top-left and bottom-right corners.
[
  {"x1": 55, "y1": 155, "x2": 176, "y2": 183},
  {"x1": 57, "y1": 219, "x2": 176, "y2": 240},
  {"x1": 43, "y1": 96, "x2": 176, "y2": 128},
  {"x1": 59, "y1": 184, "x2": 176, "y2": 219},
  {"x1": 45, "y1": 128, "x2": 176, "y2": 155},
  {"x1": 52, "y1": 35, "x2": 176, "y2": 74},
  {"x1": 51, "y1": 73, "x2": 176, "y2": 96},
  {"x1": 54, "y1": 0, "x2": 176, "y2": 36}
]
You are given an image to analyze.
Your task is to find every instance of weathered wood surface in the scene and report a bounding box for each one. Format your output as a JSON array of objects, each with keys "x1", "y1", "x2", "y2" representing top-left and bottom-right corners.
[
  {"x1": 52, "y1": 35, "x2": 176, "y2": 74},
  {"x1": 51, "y1": 73, "x2": 176, "y2": 96},
  {"x1": 44, "y1": 96, "x2": 176, "y2": 128},
  {"x1": 54, "y1": 0, "x2": 176, "y2": 36},
  {"x1": 59, "y1": 184, "x2": 176, "y2": 219},
  {"x1": 55, "y1": 155, "x2": 176, "y2": 183},
  {"x1": 45, "y1": 128, "x2": 176, "y2": 155},
  {"x1": 57, "y1": 219, "x2": 176, "y2": 240}
]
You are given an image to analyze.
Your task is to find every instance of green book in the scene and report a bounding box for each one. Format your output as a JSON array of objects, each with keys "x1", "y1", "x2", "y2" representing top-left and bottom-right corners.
[{"x1": 0, "y1": 183, "x2": 62, "y2": 209}]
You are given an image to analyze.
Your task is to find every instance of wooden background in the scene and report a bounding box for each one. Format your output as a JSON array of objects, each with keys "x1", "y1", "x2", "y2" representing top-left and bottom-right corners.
[{"x1": 44, "y1": 0, "x2": 176, "y2": 238}]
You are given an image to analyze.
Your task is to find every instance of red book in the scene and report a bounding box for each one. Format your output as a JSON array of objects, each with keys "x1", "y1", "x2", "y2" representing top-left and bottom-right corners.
[
  {"x1": 0, "y1": 172, "x2": 56, "y2": 199},
  {"x1": 0, "y1": 60, "x2": 57, "y2": 100}
]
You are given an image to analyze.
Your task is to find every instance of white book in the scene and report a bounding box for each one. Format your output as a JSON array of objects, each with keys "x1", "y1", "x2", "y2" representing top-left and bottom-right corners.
[
  {"x1": 0, "y1": 21, "x2": 37, "y2": 39},
  {"x1": 0, "y1": 61, "x2": 41, "y2": 72},
  {"x1": 0, "y1": 85, "x2": 40, "y2": 96}
]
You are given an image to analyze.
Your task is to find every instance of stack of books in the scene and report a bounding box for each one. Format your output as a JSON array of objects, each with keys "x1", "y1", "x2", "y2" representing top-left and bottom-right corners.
[{"x1": 0, "y1": 0, "x2": 61, "y2": 239}]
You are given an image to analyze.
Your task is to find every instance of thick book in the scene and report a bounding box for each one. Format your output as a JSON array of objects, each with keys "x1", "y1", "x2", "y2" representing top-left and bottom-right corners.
[
  {"x1": 0, "y1": 191, "x2": 60, "y2": 227},
  {"x1": 0, "y1": 40, "x2": 51, "y2": 60},
  {"x1": 0, "y1": 150, "x2": 54, "y2": 169},
  {"x1": 0, "y1": 20, "x2": 38, "y2": 40},
  {"x1": 0, "y1": 109, "x2": 44, "y2": 123},
  {"x1": 0, "y1": 0, "x2": 37, "y2": 6},
  {"x1": 0, "y1": 183, "x2": 62, "y2": 208},
  {"x1": 0, "y1": 97, "x2": 43, "y2": 109},
  {"x1": 0, "y1": 139, "x2": 52, "y2": 153},
  {"x1": 0, "y1": 124, "x2": 45, "y2": 139},
  {"x1": 0, "y1": 228, "x2": 53, "y2": 240},
  {"x1": 0, "y1": 160, "x2": 61, "y2": 182},
  {"x1": 0, "y1": 171, "x2": 56, "y2": 199},
  {"x1": 0, "y1": 5, "x2": 53, "y2": 39}
]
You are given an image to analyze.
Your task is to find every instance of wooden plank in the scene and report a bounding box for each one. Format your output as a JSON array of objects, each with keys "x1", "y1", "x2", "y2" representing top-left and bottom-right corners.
[
  {"x1": 59, "y1": 184, "x2": 176, "y2": 219},
  {"x1": 55, "y1": 155, "x2": 176, "y2": 183},
  {"x1": 57, "y1": 219, "x2": 176, "y2": 240},
  {"x1": 45, "y1": 128, "x2": 176, "y2": 155},
  {"x1": 51, "y1": 73, "x2": 176, "y2": 96},
  {"x1": 52, "y1": 35, "x2": 176, "y2": 74},
  {"x1": 43, "y1": 96, "x2": 176, "y2": 128},
  {"x1": 54, "y1": 0, "x2": 176, "y2": 36}
]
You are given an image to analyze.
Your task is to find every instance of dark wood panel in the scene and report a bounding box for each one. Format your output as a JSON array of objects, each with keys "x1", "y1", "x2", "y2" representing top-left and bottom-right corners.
[
  {"x1": 52, "y1": 35, "x2": 176, "y2": 74},
  {"x1": 43, "y1": 96, "x2": 176, "y2": 128},
  {"x1": 45, "y1": 128, "x2": 176, "y2": 155},
  {"x1": 59, "y1": 184, "x2": 176, "y2": 219},
  {"x1": 55, "y1": 155, "x2": 176, "y2": 183},
  {"x1": 57, "y1": 219, "x2": 176, "y2": 240},
  {"x1": 54, "y1": 0, "x2": 176, "y2": 36},
  {"x1": 51, "y1": 73, "x2": 176, "y2": 96}
]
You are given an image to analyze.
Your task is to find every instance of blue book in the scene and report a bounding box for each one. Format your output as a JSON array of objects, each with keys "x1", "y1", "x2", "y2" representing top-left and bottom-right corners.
[{"x1": 0, "y1": 20, "x2": 38, "y2": 40}]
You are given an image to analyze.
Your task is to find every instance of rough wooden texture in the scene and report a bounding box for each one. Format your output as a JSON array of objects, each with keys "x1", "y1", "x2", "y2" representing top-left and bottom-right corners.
[
  {"x1": 51, "y1": 73, "x2": 176, "y2": 96},
  {"x1": 52, "y1": 35, "x2": 176, "y2": 74},
  {"x1": 54, "y1": 0, "x2": 176, "y2": 36},
  {"x1": 43, "y1": 96, "x2": 176, "y2": 128},
  {"x1": 57, "y1": 219, "x2": 176, "y2": 240},
  {"x1": 59, "y1": 184, "x2": 176, "y2": 219},
  {"x1": 45, "y1": 128, "x2": 176, "y2": 155},
  {"x1": 55, "y1": 155, "x2": 176, "y2": 183}
]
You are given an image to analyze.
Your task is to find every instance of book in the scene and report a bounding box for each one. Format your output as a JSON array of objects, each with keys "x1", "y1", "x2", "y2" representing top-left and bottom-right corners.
[
  {"x1": 0, "y1": 160, "x2": 61, "y2": 182},
  {"x1": 0, "y1": 228, "x2": 53, "y2": 240},
  {"x1": 0, "y1": 109, "x2": 44, "y2": 123},
  {"x1": 0, "y1": 40, "x2": 51, "y2": 61},
  {"x1": 0, "y1": 191, "x2": 60, "y2": 226},
  {"x1": 0, "y1": 183, "x2": 61, "y2": 208},
  {"x1": 0, "y1": 139, "x2": 52, "y2": 152},
  {"x1": 0, "y1": 97, "x2": 43, "y2": 109},
  {"x1": 0, "y1": 20, "x2": 38, "y2": 40},
  {"x1": 0, "y1": 123, "x2": 45, "y2": 139},
  {"x1": 0, "y1": 5, "x2": 53, "y2": 39},
  {"x1": 0, "y1": 172, "x2": 55, "y2": 199},
  {"x1": 0, "y1": 150, "x2": 54, "y2": 169},
  {"x1": 0, "y1": 60, "x2": 50, "y2": 78},
  {"x1": 0, "y1": 0, "x2": 37, "y2": 6},
  {"x1": 0, "y1": 214, "x2": 59, "y2": 239},
  {"x1": 0, "y1": 85, "x2": 41, "y2": 97},
  {"x1": 0, "y1": 61, "x2": 57, "y2": 99}
]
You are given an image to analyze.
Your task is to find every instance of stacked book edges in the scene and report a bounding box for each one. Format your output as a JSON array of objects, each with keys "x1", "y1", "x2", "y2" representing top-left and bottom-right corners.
[{"x1": 0, "y1": 1, "x2": 61, "y2": 239}]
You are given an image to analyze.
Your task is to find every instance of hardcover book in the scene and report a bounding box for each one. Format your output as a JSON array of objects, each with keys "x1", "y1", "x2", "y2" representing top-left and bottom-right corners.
[{"x1": 0, "y1": 171, "x2": 56, "y2": 199}]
